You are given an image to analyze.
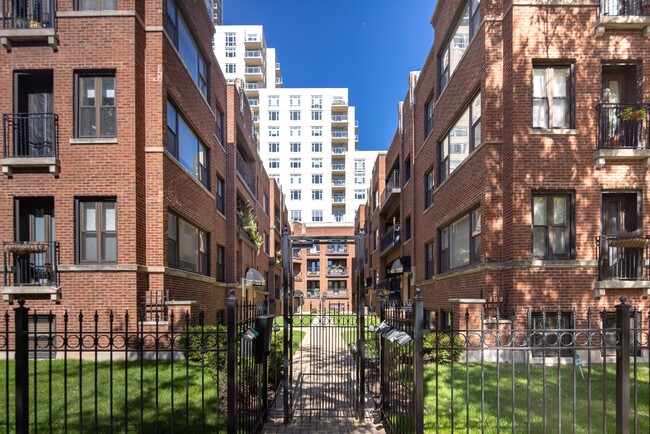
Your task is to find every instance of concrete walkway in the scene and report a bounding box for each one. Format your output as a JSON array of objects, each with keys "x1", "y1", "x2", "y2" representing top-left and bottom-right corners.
[{"x1": 261, "y1": 320, "x2": 385, "y2": 433}]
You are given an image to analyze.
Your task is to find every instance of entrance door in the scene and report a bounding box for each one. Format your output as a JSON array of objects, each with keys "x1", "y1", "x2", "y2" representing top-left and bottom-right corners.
[
  {"x1": 14, "y1": 198, "x2": 55, "y2": 285},
  {"x1": 602, "y1": 193, "x2": 641, "y2": 279}
]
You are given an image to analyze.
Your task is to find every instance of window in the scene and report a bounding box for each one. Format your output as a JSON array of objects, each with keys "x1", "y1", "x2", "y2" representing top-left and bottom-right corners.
[
  {"x1": 532, "y1": 193, "x2": 571, "y2": 259},
  {"x1": 312, "y1": 142, "x2": 322, "y2": 152},
  {"x1": 225, "y1": 48, "x2": 236, "y2": 57},
  {"x1": 425, "y1": 241, "x2": 434, "y2": 279},
  {"x1": 290, "y1": 190, "x2": 302, "y2": 200},
  {"x1": 167, "y1": 0, "x2": 208, "y2": 98},
  {"x1": 216, "y1": 109, "x2": 224, "y2": 144},
  {"x1": 216, "y1": 176, "x2": 225, "y2": 213},
  {"x1": 530, "y1": 312, "x2": 574, "y2": 357},
  {"x1": 289, "y1": 126, "x2": 301, "y2": 137},
  {"x1": 225, "y1": 64, "x2": 235, "y2": 74},
  {"x1": 354, "y1": 190, "x2": 366, "y2": 200},
  {"x1": 439, "y1": 209, "x2": 481, "y2": 273},
  {"x1": 439, "y1": 93, "x2": 481, "y2": 182},
  {"x1": 268, "y1": 143, "x2": 280, "y2": 153},
  {"x1": 532, "y1": 64, "x2": 573, "y2": 130},
  {"x1": 290, "y1": 143, "x2": 301, "y2": 152},
  {"x1": 405, "y1": 216, "x2": 412, "y2": 241},
  {"x1": 312, "y1": 210, "x2": 323, "y2": 222},
  {"x1": 216, "y1": 245, "x2": 225, "y2": 281},
  {"x1": 76, "y1": 74, "x2": 116, "y2": 138},
  {"x1": 438, "y1": 0, "x2": 479, "y2": 94},
  {"x1": 269, "y1": 111, "x2": 279, "y2": 121},
  {"x1": 28, "y1": 314, "x2": 56, "y2": 359},
  {"x1": 355, "y1": 175, "x2": 365, "y2": 184},
  {"x1": 290, "y1": 158, "x2": 301, "y2": 169},
  {"x1": 307, "y1": 281, "x2": 320, "y2": 297},
  {"x1": 425, "y1": 96, "x2": 434, "y2": 138},
  {"x1": 167, "y1": 212, "x2": 208, "y2": 275},
  {"x1": 312, "y1": 174, "x2": 322, "y2": 184},
  {"x1": 290, "y1": 111, "x2": 301, "y2": 121},
  {"x1": 269, "y1": 127, "x2": 279, "y2": 137},
  {"x1": 312, "y1": 190, "x2": 323, "y2": 200},
  {"x1": 291, "y1": 210, "x2": 302, "y2": 221},
  {"x1": 290, "y1": 95, "x2": 301, "y2": 107},
  {"x1": 312, "y1": 127, "x2": 322, "y2": 137},
  {"x1": 312, "y1": 158, "x2": 322, "y2": 169},
  {"x1": 268, "y1": 96, "x2": 279, "y2": 107},
  {"x1": 78, "y1": 199, "x2": 117, "y2": 263},
  {"x1": 290, "y1": 174, "x2": 301, "y2": 184},
  {"x1": 312, "y1": 111, "x2": 322, "y2": 121},
  {"x1": 425, "y1": 169, "x2": 434, "y2": 208},
  {"x1": 334, "y1": 211, "x2": 345, "y2": 223},
  {"x1": 225, "y1": 32, "x2": 236, "y2": 47},
  {"x1": 269, "y1": 159, "x2": 280, "y2": 169},
  {"x1": 354, "y1": 159, "x2": 365, "y2": 172},
  {"x1": 311, "y1": 96, "x2": 322, "y2": 109},
  {"x1": 263, "y1": 232, "x2": 269, "y2": 254},
  {"x1": 76, "y1": 0, "x2": 116, "y2": 10},
  {"x1": 167, "y1": 102, "x2": 209, "y2": 187},
  {"x1": 404, "y1": 157, "x2": 411, "y2": 182}
]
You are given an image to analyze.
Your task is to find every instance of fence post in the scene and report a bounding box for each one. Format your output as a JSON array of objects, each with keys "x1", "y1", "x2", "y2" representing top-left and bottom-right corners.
[
  {"x1": 379, "y1": 296, "x2": 389, "y2": 419},
  {"x1": 616, "y1": 295, "x2": 630, "y2": 434},
  {"x1": 15, "y1": 299, "x2": 29, "y2": 434},
  {"x1": 226, "y1": 289, "x2": 237, "y2": 434},
  {"x1": 413, "y1": 288, "x2": 424, "y2": 434}
]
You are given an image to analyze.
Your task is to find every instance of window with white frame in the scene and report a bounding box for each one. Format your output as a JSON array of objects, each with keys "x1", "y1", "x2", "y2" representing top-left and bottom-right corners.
[
  {"x1": 333, "y1": 211, "x2": 345, "y2": 222},
  {"x1": 290, "y1": 158, "x2": 301, "y2": 169},
  {"x1": 311, "y1": 95, "x2": 322, "y2": 109},
  {"x1": 311, "y1": 143, "x2": 322, "y2": 152},
  {"x1": 225, "y1": 32, "x2": 236, "y2": 47},
  {"x1": 290, "y1": 126, "x2": 301, "y2": 137},
  {"x1": 355, "y1": 175, "x2": 365, "y2": 184},
  {"x1": 439, "y1": 92, "x2": 481, "y2": 182},
  {"x1": 268, "y1": 127, "x2": 279, "y2": 136},
  {"x1": 354, "y1": 159, "x2": 365, "y2": 172},
  {"x1": 268, "y1": 158, "x2": 280, "y2": 169},
  {"x1": 312, "y1": 210, "x2": 323, "y2": 222},
  {"x1": 312, "y1": 158, "x2": 322, "y2": 169},
  {"x1": 290, "y1": 95, "x2": 301, "y2": 107},
  {"x1": 312, "y1": 190, "x2": 322, "y2": 200},
  {"x1": 268, "y1": 143, "x2": 279, "y2": 152},
  {"x1": 290, "y1": 190, "x2": 301, "y2": 200},
  {"x1": 354, "y1": 190, "x2": 366, "y2": 200},
  {"x1": 225, "y1": 48, "x2": 236, "y2": 58},
  {"x1": 268, "y1": 95, "x2": 279, "y2": 107},
  {"x1": 268, "y1": 111, "x2": 279, "y2": 121},
  {"x1": 312, "y1": 126, "x2": 322, "y2": 137},
  {"x1": 290, "y1": 210, "x2": 302, "y2": 221},
  {"x1": 311, "y1": 111, "x2": 322, "y2": 121},
  {"x1": 425, "y1": 169, "x2": 435, "y2": 208},
  {"x1": 225, "y1": 64, "x2": 236, "y2": 74},
  {"x1": 425, "y1": 96, "x2": 434, "y2": 138},
  {"x1": 290, "y1": 143, "x2": 301, "y2": 152},
  {"x1": 532, "y1": 64, "x2": 573, "y2": 130},
  {"x1": 290, "y1": 174, "x2": 301, "y2": 184},
  {"x1": 290, "y1": 111, "x2": 301, "y2": 121},
  {"x1": 312, "y1": 174, "x2": 323, "y2": 184}
]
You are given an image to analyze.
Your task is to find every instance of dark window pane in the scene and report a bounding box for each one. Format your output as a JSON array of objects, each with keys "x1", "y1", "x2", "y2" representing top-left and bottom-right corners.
[
  {"x1": 82, "y1": 233, "x2": 97, "y2": 262},
  {"x1": 533, "y1": 227, "x2": 547, "y2": 258},
  {"x1": 102, "y1": 233, "x2": 117, "y2": 261},
  {"x1": 100, "y1": 0, "x2": 117, "y2": 9},
  {"x1": 80, "y1": 107, "x2": 96, "y2": 137},
  {"x1": 100, "y1": 107, "x2": 116, "y2": 137}
]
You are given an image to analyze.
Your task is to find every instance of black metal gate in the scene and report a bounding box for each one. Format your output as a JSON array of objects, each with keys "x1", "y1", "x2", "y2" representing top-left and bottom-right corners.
[{"x1": 281, "y1": 231, "x2": 366, "y2": 422}]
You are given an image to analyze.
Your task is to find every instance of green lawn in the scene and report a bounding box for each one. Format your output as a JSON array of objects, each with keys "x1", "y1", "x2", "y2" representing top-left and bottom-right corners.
[
  {"x1": 423, "y1": 362, "x2": 650, "y2": 433},
  {"x1": 341, "y1": 330, "x2": 380, "y2": 358}
]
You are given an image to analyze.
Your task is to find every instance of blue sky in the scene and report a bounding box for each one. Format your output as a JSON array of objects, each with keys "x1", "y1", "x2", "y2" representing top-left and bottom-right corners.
[{"x1": 224, "y1": 0, "x2": 436, "y2": 151}]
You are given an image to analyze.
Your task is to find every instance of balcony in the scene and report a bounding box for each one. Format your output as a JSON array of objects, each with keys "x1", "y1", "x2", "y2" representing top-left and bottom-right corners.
[
  {"x1": 332, "y1": 129, "x2": 349, "y2": 143},
  {"x1": 332, "y1": 163, "x2": 346, "y2": 172},
  {"x1": 2, "y1": 241, "x2": 60, "y2": 303},
  {"x1": 376, "y1": 277, "x2": 401, "y2": 300},
  {"x1": 236, "y1": 151, "x2": 256, "y2": 195},
  {"x1": 307, "y1": 248, "x2": 320, "y2": 256},
  {"x1": 596, "y1": 235, "x2": 650, "y2": 296},
  {"x1": 244, "y1": 33, "x2": 262, "y2": 49},
  {"x1": 0, "y1": 0, "x2": 58, "y2": 49},
  {"x1": 324, "y1": 290, "x2": 348, "y2": 299},
  {"x1": 332, "y1": 147, "x2": 347, "y2": 155},
  {"x1": 379, "y1": 170, "x2": 401, "y2": 215},
  {"x1": 332, "y1": 195, "x2": 345, "y2": 204},
  {"x1": 326, "y1": 246, "x2": 348, "y2": 256},
  {"x1": 292, "y1": 250, "x2": 302, "y2": 261},
  {"x1": 380, "y1": 227, "x2": 400, "y2": 257},
  {"x1": 275, "y1": 77, "x2": 283, "y2": 87},
  {"x1": 306, "y1": 290, "x2": 320, "y2": 299},
  {"x1": 596, "y1": 0, "x2": 650, "y2": 37},
  {"x1": 2, "y1": 113, "x2": 59, "y2": 176},
  {"x1": 331, "y1": 114, "x2": 348, "y2": 125},
  {"x1": 306, "y1": 270, "x2": 320, "y2": 278},
  {"x1": 244, "y1": 66, "x2": 263, "y2": 81},
  {"x1": 294, "y1": 273, "x2": 303, "y2": 282},
  {"x1": 332, "y1": 178, "x2": 346, "y2": 188},
  {"x1": 326, "y1": 267, "x2": 348, "y2": 277},
  {"x1": 331, "y1": 98, "x2": 348, "y2": 112},
  {"x1": 595, "y1": 103, "x2": 650, "y2": 166},
  {"x1": 244, "y1": 50, "x2": 264, "y2": 66}
]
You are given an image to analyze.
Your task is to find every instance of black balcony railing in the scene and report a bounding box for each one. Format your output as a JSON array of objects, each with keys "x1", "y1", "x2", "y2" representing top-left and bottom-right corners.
[
  {"x1": 597, "y1": 235, "x2": 650, "y2": 281},
  {"x1": 1, "y1": 0, "x2": 55, "y2": 29},
  {"x1": 600, "y1": 0, "x2": 649, "y2": 16},
  {"x1": 3, "y1": 241, "x2": 59, "y2": 287},
  {"x1": 3, "y1": 113, "x2": 58, "y2": 158},
  {"x1": 326, "y1": 267, "x2": 348, "y2": 277},
  {"x1": 326, "y1": 245, "x2": 348, "y2": 255},
  {"x1": 597, "y1": 104, "x2": 649, "y2": 150},
  {"x1": 381, "y1": 227, "x2": 400, "y2": 252},
  {"x1": 380, "y1": 170, "x2": 401, "y2": 208},
  {"x1": 306, "y1": 290, "x2": 320, "y2": 298},
  {"x1": 236, "y1": 151, "x2": 256, "y2": 194}
]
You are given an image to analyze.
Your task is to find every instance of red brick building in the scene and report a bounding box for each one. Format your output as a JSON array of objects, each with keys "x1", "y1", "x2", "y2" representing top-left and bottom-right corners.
[
  {"x1": 361, "y1": 0, "x2": 650, "y2": 329},
  {"x1": 0, "y1": 0, "x2": 286, "y2": 330}
]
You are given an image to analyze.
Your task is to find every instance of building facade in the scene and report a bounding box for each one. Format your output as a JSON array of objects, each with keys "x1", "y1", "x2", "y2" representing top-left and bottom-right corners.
[
  {"x1": 0, "y1": 0, "x2": 284, "y2": 330},
  {"x1": 361, "y1": 0, "x2": 650, "y2": 329}
]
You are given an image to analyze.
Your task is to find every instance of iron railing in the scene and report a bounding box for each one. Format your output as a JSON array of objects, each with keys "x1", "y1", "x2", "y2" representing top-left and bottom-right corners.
[
  {"x1": 597, "y1": 103, "x2": 649, "y2": 149},
  {"x1": 331, "y1": 115, "x2": 348, "y2": 122},
  {"x1": 332, "y1": 178, "x2": 345, "y2": 186},
  {"x1": 306, "y1": 248, "x2": 320, "y2": 256},
  {"x1": 306, "y1": 290, "x2": 320, "y2": 298},
  {"x1": 326, "y1": 267, "x2": 348, "y2": 277},
  {"x1": 332, "y1": 147, "x2": 346, "y2": 154},
  {"x1": 3, "y1": 241, "x2": 59, "y2": 287},
  {"x1": 292, "y1": 250, "x2": 301, "y2": 259},
  {"x1": 332, "y1": 195, "x2": 345, "y2": 203},
  {"x1": 381, "y1": 227, "x2": 400, "y2": 252},
  {"x1": 381, "y1": 170, "x2": 401, "y2": 208},
  {"x1": 597, "y1": 235, "x2": 650, "y2": 281},
  {"x1": 332, "y1": 130, "x2": 348, "y2": 138},
  {"x1": 1, "y1": 0, "x2": 55, "y2": 29},
  {"x1": 332, "y1": 163, "x2": 346, "y2": 171},
  {"x1": 326, "y1": 245, "x2": 348, "y2": 255},
  {"x1": 143, "y1": 289, "x2": 169, "y2": 322},
  {"x1": 600, "y1": 0, "x2": 650, "y2": 15},
  {"x1": 3, "y1": 113, "x2": 58, "y2": 159},
  {"x1": 236, "y1": 151, "x2": 256, "y2": 194},
  {"x1": 324, "y1": 290, "x2": 347, "y2": 298}
]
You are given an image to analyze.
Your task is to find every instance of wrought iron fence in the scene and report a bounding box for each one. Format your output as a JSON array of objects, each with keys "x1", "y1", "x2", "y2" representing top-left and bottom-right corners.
[
  {"x1": 1, "y1": 0, "x2": 55, "y2": 30},
  {"x1": 600, "y1": 0, "x2": 650, "y2": 16},
  {"x1": 3, "y1": 241, "x2": 59, "y2": 287},
  {"x1": 597, "y1": 235, "x2": 650, "y2": 281},
  {"x1": 3, "y1": 113, "x2": 58, "y2": 159},
  {"x1": 596, "y1": 103, "x2": 650, "y2": 149}
]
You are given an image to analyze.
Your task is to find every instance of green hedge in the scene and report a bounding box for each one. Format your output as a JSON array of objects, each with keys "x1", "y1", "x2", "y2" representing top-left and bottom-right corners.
[{"x1": 423, "y1": 332, "x2": 464, "y2": 364}]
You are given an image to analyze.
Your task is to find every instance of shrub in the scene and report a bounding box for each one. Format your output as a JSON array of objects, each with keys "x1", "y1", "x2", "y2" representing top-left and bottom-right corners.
[
  {"x1": 178, "y1": 325, "x2": 227, "y2": 380},
  {"x1": 423, "y1": 332, "x2": 464, "y2": 364}
]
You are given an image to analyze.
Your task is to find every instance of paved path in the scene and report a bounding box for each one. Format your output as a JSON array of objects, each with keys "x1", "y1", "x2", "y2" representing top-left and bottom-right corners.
[{"x1": 261, "y1": 320, "x2": 385, "y2": 433}]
